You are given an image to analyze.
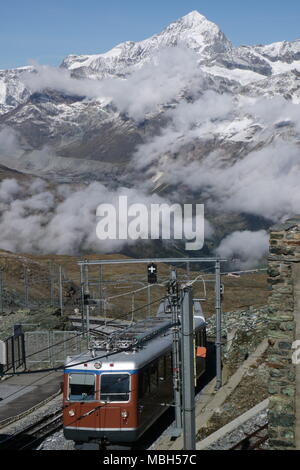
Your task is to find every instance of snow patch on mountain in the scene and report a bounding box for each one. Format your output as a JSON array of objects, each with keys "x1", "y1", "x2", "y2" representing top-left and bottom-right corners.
[{"x1": 0, "y1": 67, "x2": 32, "y2": 115}]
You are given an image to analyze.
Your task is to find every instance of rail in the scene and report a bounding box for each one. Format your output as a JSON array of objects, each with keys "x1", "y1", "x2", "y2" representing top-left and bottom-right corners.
[
  {"x1": 0, "y1": 409, "x2": 63, "y2": 450},
  {"x1": 228, "y1": 423, "x2": 268, "y2": 450}
]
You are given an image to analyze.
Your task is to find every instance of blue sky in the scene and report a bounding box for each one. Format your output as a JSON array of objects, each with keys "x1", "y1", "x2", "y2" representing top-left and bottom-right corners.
[{"x1": 1, "y1": 0, "x2": 300, "y2": 69}]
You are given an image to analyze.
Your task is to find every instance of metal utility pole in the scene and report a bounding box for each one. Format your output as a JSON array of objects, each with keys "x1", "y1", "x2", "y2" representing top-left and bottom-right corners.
[
  {"x1": 215, "y1": 259, "x2": 222, "y2": 390},
  {"x1": 147, "y1": 263, "x2": 157, "y2": 317},
  {"x1": 186, "y1": 261, "x2": 190, "y2": 281},
  {"x1": 169, "y1": 269, "x2": 182, "y2": 436},
  {"x1": 59, "y1": 266, "x2": 63, "y2": 316},
  {"x1": 147, "y1": 284, "x2": 151, "y2": 318},
  {"x1": 84, "y1": 261, "x2": 90, "y2": 347},
  {"x1": 24, "y1": 266, "x2": 29, "y2": 309},
  {"x1": 79, "y1": 263, "x2": 85, "y2": 335},
  {"x1": 104, "y1": 298, "x2": 107, "y2": 326},
  {"x1": 49, "y1": 262, "x2": 54, "y2": 307},
  {"x1": 0, "y1": 270, "x2": 3, "y2": 314},
  {"x1": 131, "y1": 294, "x2": 135, "y2": 324},
  {"x1": 181, "y1": 285, "x2": 196, "y2": 450},
  {"x1": 99, "y1": 265, "x2": 103, "y2": 316}
]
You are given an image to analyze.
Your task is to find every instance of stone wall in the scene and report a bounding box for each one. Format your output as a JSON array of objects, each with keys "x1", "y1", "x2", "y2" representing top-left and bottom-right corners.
[{"x1": 268, "y1": 216, "x2": 300, "y2": 449}]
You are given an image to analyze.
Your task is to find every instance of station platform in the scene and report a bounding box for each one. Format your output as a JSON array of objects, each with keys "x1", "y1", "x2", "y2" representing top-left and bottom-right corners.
[{"x1": 0, "y1": 370, "x2": 63, "y2": 427}]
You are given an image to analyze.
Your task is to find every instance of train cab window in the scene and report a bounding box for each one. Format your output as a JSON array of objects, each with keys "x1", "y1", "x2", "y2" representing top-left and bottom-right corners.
[
  {"x1": 68, "y1": 373, "x2": 96, "y2": 401},
  {"x1": 100, "y1": 374, "x2": 130, "y2": 402}
]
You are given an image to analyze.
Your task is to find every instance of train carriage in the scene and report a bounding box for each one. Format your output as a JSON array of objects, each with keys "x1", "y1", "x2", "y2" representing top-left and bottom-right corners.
[{"x1": 63, "y1": 303, "x2": 206, "y2": 447}]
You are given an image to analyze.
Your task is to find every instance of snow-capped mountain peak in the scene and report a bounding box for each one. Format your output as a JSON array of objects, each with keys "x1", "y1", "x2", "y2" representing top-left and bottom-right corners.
[
  {"x1": 181, "y1": 10, "x2": 207, "y2": 22},
  {"x1": 172, "y1": 10, "x2": 220, "y2": 31},
  {"x1": 155, "y1": 10, "x2": 231, "y2": 48},
  {"x1": 60, "y1": 11, "x2": 232, "y2": 79}
]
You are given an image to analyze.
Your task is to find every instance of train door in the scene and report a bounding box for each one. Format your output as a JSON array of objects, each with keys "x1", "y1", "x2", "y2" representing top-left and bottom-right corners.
[
  {"x1": 137, "y1": 366, "x2": 151, "y2": 430},
  {"x1": 138, "y1": 360, "x2": 164, "y2": 434}
]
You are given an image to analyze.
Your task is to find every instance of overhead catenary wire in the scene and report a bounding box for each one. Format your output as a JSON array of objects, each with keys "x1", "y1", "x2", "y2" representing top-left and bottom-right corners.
[
  {"x1": 7, "y1": 283, "x2": 259, "y2": 445},
  {"x1": 105, "y1": 282, "x2": 166, "y2": 301},
  {"x1": 2, "y1": 329, "x2": 267, "y2": 441},
  {"x1": 0, "y1": 314, "x2": 175, "y2": 406},
  {"x1": 0, "y1": 257, "x2": 267, "y2": 443},
  {"x1": 3, "y1": 288, "x2": 265, "y2": 380},
  {"x1": 1, "y1": 261, "x2": 220, "y2": 404},
  {"x1": 1, "y1": 295, "x2": 168, "y2": 378},
  {"x1": 2, "y1": 260, "x2": 264, "y2": 415},
  {"x1": 0, "y1": 293, "x2": 169, "y2": 405},
  {"x1": 22, "y1": 329, "x2": 85, "y2": 362},
  {"x1": 16, "y1": 292, "x2": 169, "y2": 366},
  {"x1": 200, "y1": 268, "x2": 268, "y2": 277}
]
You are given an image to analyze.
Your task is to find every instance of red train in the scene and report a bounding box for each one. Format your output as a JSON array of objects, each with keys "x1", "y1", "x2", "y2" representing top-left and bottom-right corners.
[{"x1": 63, "y1": 303, "x2": 207, "y2": 448}]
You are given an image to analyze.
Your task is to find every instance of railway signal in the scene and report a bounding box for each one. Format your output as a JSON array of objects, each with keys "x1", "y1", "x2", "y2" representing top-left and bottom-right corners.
[{"x1": 147, "y1": 263, "x2": 157, "y2": 284}]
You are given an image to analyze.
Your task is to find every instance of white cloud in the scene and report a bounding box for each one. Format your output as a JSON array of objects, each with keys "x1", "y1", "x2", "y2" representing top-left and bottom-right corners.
[
  {"x1": 0, "y1": 178, "x2": 173, "y2": 254},
  {"x1": 21, "y1": 46, "x2": 203, "y2": 121},
  {"x1": 3, "y1": 45, "x2": 300, "y2": 266},
  {"x1": 216, "y1": 230, "x2": 269, "y2": 269},
  {"x1": 0, "y1": 127, "x2": 21, "y2": 157},
  {"x1": 132, "y1": 90, "x2": 235, "y2": 169}
]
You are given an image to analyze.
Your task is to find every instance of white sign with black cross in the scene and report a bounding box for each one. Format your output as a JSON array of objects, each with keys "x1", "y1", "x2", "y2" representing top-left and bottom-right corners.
[{"x1": 148, "y1": 263, "x2": 157, "y2": 284}]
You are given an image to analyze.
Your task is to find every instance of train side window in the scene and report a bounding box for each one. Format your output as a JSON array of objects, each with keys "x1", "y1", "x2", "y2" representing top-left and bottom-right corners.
[
  {"x1": 158, "y1": 357, "x2": 166, "y2": 382},
  {"x1": 166, "y1": 353, "x2": 172, "y2": 379},
  {"x1": 138, "y1": 368, "x2": 150, "y2": 398},
  {"x1": 149, "y1": 361, "x2": 159, "y2": 391},
  {"x1": 138, "y1": 371, "x2": 143, "y2": 398},
  {"x1": 196, "y1": 329, "x2": 205, "y2": 347},
  {"x1": 200, "y1": 328, "x2": 205, "y2": 346},
  {"x1": 68, "y1": 373, "x2": 96, "y2": 401},
  {"x1": 100, "y1": 373, "x2": 130, "y2": 403}
]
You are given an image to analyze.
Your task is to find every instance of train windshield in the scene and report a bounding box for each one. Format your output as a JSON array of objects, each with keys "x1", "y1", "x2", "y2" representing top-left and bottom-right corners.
[
  {"x1": 100, "y1": 374, "x2": 130, "y2": 402},
  {"x1": 68, "y1": 373, "x2": 96, "y2": 401}
]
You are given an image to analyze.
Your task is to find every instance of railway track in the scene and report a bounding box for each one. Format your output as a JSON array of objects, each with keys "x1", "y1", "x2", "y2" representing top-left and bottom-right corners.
[
  {"x1": 229, "y1": 423, "x2": 268, "y2": 450},
  {"x1": 0, "y1": 409, "x2": 63, "y2": 450}
]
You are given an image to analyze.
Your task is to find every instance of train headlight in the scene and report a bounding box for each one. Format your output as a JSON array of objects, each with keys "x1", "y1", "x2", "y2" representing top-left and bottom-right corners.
[
  {"x1": 94, "y1": 362, "x2": 102, "y2": 369},
  {"x1": 121, "y1": 410, "x2": 128, "y2": 419},
  {"x1": 68, "y1": 409, "x2": 76, "y2": 417}
]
